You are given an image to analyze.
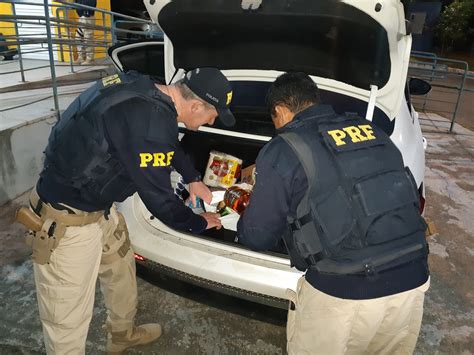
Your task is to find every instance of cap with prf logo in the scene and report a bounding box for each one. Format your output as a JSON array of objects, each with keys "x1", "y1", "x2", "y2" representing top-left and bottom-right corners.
[{"x1": 183, "y1": 67, "x2": 235, "y2": 127}]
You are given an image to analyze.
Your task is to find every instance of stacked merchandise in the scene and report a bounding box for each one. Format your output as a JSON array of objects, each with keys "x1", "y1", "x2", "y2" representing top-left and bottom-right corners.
[{"x1": 178, "y1": 150, "x2": 257, "y2": 231}]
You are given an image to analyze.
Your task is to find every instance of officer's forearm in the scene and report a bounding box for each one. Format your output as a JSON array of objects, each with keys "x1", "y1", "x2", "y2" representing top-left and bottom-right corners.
[{"x1": 139, "y1": 191, "x2": 207, "y2": 234}]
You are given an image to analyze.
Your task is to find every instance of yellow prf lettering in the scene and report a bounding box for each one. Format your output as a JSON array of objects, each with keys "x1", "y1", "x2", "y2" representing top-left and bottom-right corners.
[
  {"x1": 153, "y1": 153, "x2": 166, "y2": 166},
  {"x1": 139, "y1": 153, "x2": 153, "y2": 167},
  {"x1": 327, "y1": 129, "x2": 347, "y2": 146},
  {"x1": 141, "y1": 151, "x2": 175, "y2": 167},
  {"x1": 343, "y1": 125, "x2": 368, "y2": 143},
  {"x1": 359, "y1": 124, "x2": 376, "y2": 140},
  {"x1": 166, "y1": 151, "x2": 175, "y2": 165},
  {"x1": 226, "y1": 91, "x2": 233, "y2": 105}
]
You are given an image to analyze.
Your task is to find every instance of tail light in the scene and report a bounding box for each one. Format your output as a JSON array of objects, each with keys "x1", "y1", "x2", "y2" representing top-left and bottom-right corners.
[
  {"x1": 418, "y1": 183, "x2": 425, "y2": 214},
  {"x1": 134, "y1": 253, "x2": 145, "y2": 261}
]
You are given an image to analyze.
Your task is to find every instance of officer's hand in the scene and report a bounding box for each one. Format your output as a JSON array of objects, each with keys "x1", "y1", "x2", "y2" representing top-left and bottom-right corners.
[
  {"x1": 189, "y1": 181, "x2": 212, "y2": 207},
  {"x1": 201, "y1": 212, "x2": 222, "y2": 230}
]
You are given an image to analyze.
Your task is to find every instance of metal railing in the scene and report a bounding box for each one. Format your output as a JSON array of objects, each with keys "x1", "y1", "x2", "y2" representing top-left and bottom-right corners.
[
  {"x1": 409, "y1": 51, "x2": 471, "y2": 132},
  {"x1": 0, "y1": 0, "x2": 160, "y2": 119}
]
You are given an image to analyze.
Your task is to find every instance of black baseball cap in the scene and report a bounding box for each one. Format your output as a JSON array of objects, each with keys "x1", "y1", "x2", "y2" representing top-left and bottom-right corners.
[{"x1": 183, "y1": 67, "x2": 235, "y2": 127}]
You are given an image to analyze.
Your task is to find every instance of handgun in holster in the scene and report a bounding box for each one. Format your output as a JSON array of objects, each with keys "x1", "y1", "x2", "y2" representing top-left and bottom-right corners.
[{"x1": 15, "y1": 207, "x2": 66, "y2": 264}]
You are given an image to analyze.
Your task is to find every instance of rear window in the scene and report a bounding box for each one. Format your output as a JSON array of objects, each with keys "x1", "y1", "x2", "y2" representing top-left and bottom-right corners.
[{"x1": 109, "y1": 42, "x2": 165, "y2": 80}]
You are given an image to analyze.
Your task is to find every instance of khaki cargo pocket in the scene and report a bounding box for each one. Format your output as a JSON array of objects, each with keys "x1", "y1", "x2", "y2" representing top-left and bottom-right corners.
[
  {"x1": 113, "y1": 212, "x2": 129, "y2": 243},
  {"x1": 37, "y1": 283, "x2": 83, "y2": 327},
  {"x1": 286, "y1": 288, "x2": 297, "y2": 345}
]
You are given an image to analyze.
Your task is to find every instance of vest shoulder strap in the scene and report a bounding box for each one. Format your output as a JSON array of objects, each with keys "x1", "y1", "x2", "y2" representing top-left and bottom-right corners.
[
  {"x1": 280, "y1": 132, "x2": 317, "y2": 188},
  {"x1": 84, "y1": 74, "x2": 158, "y2": 118},
  {"x1": 280, "y1": 131, "x2": 325, "y2": 265}
]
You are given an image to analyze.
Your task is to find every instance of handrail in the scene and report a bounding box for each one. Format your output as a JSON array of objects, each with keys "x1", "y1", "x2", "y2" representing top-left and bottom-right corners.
[
  {"x1": 409, "y1": 51, "x2": 470, "y2": 132},
  {"x1": 0, "y1": 0, "x2": 156, "y2": 119},
  {"x1": 0, "y1": 0, "x2": 153, "y2": 24}
]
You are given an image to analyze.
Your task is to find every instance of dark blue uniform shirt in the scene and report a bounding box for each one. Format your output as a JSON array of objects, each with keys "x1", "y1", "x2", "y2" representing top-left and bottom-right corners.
[
  {"x1": 237, "y1": 104, "x2": 429, "y2": 299},
  {"x1": 38, "y1": 75, "x2": 207, "y2": 233}
]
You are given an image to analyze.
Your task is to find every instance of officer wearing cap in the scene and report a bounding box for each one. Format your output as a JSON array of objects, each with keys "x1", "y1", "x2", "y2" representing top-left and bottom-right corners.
[
  {"x1": 24, "y1": 67, "x2": 234, "y2": 354},
  {"x1": 237, "y1": 72, "x2": 430, "y2": 354}
]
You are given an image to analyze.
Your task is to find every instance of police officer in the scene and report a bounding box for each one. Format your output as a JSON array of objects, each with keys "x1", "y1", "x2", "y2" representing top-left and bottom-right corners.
[
  {"x1": 74, "y1": 0, "x2": 97, "y2": 64},
  {"x1": 26, "y1": 68, "x2": 234, "y2": 354},
  {"x1": 237, "y1": 72, "x2": 430, "y2": 354}
]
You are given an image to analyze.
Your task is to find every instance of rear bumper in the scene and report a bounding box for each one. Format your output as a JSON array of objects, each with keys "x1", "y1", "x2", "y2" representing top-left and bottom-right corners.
[
  {"x1": 120, "y1": 195, "x2": 302, "y2": 308},
  {"x1": 136, "y1": 257, "x2": 289, "y2": 309}
]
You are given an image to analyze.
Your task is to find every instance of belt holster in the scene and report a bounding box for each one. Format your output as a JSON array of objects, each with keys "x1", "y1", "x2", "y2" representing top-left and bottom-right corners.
[
  {"x1": 17, "y1": 188, "x2": 104, "y2": 265},
  {"x1": 25, "y1": 218, "x2": 66, "y2": 265}
]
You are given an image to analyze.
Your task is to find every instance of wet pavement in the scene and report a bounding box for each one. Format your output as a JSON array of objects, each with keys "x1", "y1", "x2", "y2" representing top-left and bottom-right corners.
[
  {"x1": 0, "y1": 113, "x2": 473, "y2": 354},
  {"x1": 417, "y1": 113, "x2": 474, "y2": 354}
]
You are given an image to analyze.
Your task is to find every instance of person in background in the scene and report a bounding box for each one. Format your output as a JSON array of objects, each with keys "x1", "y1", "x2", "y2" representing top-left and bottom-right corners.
[{"x1": 74, "y1": 0, "x2": 97, "y2": 64}]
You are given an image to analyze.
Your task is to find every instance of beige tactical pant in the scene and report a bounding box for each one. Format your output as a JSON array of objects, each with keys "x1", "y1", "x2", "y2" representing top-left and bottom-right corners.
[
  {"x1": 33, "y1": 206, "x2": 137, "y2": 354},
  {"x1": 77, "y1": 16, "x2": 95, "y2": 61},
  {"x1": 287, "y1": 277, "x2": 430, "y2": 355}
]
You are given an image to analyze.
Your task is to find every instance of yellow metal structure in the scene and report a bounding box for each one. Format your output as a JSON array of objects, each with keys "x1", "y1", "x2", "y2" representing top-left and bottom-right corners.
[
  {"x1": 0, "y1": 3, "x2": 15, "y2": 42},
  {"x1": 53, "y1": 0, "x2": 111, "y2": 62}
]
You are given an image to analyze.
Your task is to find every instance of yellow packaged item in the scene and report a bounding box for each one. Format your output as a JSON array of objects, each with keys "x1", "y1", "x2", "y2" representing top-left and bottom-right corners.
[{"x1": 203, "y1": 151, "x2": 243, "y2": 188}]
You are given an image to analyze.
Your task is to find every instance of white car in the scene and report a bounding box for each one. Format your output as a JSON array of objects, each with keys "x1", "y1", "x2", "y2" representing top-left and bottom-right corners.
[{"x1": 109, "y1": 0, "x2": 431, "y2": 308}]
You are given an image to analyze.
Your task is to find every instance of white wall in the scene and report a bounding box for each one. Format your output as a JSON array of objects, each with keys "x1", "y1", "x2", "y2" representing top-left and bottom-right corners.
[
  {"x1": 15, "y1": 1, "x2": 58, "y2": 61},
  {"x1": 0, "y1": 115, "x2": 54, "y2": 205}
]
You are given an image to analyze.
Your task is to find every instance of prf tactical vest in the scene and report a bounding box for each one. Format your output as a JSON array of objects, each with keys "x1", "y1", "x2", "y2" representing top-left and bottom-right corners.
[
  {"x1": 42, "y1": 72, "x2": 160, "y2": 207},
  {"x1": 280, "y1": 114, "x2": 428, "y2": 275}
]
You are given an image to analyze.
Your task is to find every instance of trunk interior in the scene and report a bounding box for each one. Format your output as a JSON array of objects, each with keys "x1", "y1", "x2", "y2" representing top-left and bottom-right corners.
[
  {"x1": 179, "y1": 122, "x2": 288, "y2": 254},
  {"x1": 176, "y1": 84, "x2": 396, "y2": 255}
]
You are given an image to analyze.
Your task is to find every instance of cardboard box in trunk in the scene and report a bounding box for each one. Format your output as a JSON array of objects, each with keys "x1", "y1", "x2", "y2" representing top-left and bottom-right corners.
[{"x1": 241, "y1": 164, "x2": 256, "y2": 186}]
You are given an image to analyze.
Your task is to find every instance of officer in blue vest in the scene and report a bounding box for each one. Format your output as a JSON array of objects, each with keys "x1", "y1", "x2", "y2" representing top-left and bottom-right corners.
[
  {"x1": 237, "y1": 72, "x2": 430, "y2": 354},
  {"x1": 25, "y1": 68, "x2": 233, "y2": 354}
]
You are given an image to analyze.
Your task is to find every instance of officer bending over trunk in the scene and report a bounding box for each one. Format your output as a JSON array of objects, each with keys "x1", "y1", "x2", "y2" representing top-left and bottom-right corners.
[
  {"x1": 19, "y1": 68, "x2": 234, "y2": 354},
  {"x1": 237, "y1": 72, "x2": 430, "y2": 355}
]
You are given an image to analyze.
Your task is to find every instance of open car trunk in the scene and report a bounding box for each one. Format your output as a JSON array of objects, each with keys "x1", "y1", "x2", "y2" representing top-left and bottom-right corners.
[
  {"x1": 176, "y1": 83, "x2": 395, "y2": 254},
  {"x1": 108, "y1": 43, "x2": 397, "y2": 256},
  {"x1": 179, "y1": 124, "x2": 287, "y2": 254}
]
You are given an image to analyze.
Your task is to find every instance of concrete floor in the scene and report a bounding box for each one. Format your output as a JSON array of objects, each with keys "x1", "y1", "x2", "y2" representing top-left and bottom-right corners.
[
  {"x1": 0, "y1": 112, "x2": 473, "y2": 354},
  {"x1": 0, "y1": 194, "x2": 288, "y2": 355}
]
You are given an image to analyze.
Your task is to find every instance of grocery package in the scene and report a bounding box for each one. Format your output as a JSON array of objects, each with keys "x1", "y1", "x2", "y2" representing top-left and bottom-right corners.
[
  {"x1": 241, "y1": 164, "x2": 256, "y2": 186},
  {"x1": 203, "y1": 190, "x2": 240, "y2": 231},
  {"x1": 203, "y1": 151, "x2": 242, "y2": 188}
]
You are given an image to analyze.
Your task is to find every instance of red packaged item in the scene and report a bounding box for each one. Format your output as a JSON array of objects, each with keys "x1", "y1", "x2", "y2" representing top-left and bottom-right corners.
[{"x1": 203, "y1": 151, "x2": 243, "y2": 188}]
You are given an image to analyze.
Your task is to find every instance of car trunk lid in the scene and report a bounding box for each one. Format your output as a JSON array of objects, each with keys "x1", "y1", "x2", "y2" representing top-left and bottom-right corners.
[{"x1": 144, "y1": 0, "x2": 411, "y2": 120}]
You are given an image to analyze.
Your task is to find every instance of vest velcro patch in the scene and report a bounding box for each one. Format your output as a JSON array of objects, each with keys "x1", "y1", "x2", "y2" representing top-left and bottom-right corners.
[
  {"x1": 322, "y1": 123, "x2": 381, "y2": 152},
  {"x1": 102, "y1": 74, "x2": 122, "y2": 87},
  {"x1": 139, "y1": 151, "x2": 175, "y2": 167}
]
